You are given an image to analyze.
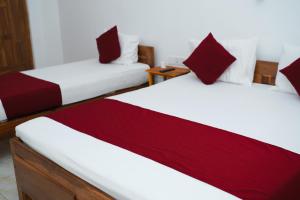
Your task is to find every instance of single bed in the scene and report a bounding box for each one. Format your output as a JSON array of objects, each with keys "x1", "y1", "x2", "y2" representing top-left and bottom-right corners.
[
  {"x1": 0, "y1": 45, "x2": 154, "y2": 138},
  {"x1": 10, "y1": 61, "x2": 300, "y2": 199}
]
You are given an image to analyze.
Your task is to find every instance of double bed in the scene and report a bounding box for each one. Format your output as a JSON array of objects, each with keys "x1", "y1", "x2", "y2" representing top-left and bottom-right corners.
[
  {"x1": 10, "y1": 61, "x2": 300, "y2": 199},
  {"x1": 0, "y1": 45, "x2": 154, "y2": 138}
]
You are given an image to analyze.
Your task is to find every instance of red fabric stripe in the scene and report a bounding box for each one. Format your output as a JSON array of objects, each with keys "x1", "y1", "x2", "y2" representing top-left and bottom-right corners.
[
  {"x1": 0, "y1": 72, "x2": 62, "y2": 119},
  {"x1": 48, "y1": 99, "x2": 300, "y2": 199}
]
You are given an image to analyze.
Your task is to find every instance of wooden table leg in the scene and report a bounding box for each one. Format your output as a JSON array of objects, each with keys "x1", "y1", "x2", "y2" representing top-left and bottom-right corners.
[
  {"x1": 164, "y1": 76, "x2": 171, "y2": 81},
  {"x1": 147, "y1": 73, "x2": 154, "y2": 86}
]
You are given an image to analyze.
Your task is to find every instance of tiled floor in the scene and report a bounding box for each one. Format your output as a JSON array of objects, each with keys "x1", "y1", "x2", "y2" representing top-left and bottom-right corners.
[{"x1": 0, "y1": 139, "x2": 18, "y2": 200}]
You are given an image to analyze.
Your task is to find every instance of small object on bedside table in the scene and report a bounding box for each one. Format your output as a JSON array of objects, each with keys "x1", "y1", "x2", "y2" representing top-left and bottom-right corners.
[
  {"x1": 159, "y1": 67, "x2": 175, "y2": 73},
  {"x1": 146, "y1": 66, "x2": 190, "y2": 86},
  {"x1": 161, "y1": 61, "x2": 167, "y2": 68}
]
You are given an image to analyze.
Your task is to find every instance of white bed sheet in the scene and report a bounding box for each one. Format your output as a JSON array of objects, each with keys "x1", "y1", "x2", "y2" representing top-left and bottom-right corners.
[
  {"x1": 0, "y1": 59, "x2": 148, "y2": 121},
  {"x1": 16, "y1": 73, "x2": 300, "y2": 200}
]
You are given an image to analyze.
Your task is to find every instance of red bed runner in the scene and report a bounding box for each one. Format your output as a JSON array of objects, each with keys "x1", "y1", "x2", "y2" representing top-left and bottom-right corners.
[
  {"x1": 48, "y1": 99, "x2": 300, "y2": 200},
  {"x1": 0, "y1": 72, "x2": 62, "y2": 119}
]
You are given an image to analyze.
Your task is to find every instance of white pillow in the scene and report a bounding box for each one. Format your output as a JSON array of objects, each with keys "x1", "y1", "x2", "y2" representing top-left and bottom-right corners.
[
  {"x1": 189, "y1": 37, "x2": 257, "y2": 86},
  {"x1": 275, "y1": 44, "x2": 300, "y2": 95},
  {"x1": 113, "y1": 33, "x2": 140, "y2": 65}
]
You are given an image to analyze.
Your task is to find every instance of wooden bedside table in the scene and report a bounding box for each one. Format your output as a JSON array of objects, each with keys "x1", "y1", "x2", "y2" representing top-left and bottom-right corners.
[{"x1": 146, "y1": 66, "x2": 191, "y2": 86}]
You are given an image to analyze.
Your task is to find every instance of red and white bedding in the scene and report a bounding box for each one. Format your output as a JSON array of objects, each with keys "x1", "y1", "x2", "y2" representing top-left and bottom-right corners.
[
  {"x1": 0, "y1": 59, "x2": 148, "y2": 121},
  {"x1": 0, "y1": 72, "x2": 62, "y2": 119},
  {"x1": 16, "y1": 73, "x2": 300, "y2": 199}
]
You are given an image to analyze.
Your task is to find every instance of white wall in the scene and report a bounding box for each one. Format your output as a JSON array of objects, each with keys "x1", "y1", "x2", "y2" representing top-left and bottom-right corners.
[
  {"x1": 57, "y1": 0, "x2": 300, "y2": 65},
  {"x1": 27, "y1": 0, "x2": 64, "y2": 68}
]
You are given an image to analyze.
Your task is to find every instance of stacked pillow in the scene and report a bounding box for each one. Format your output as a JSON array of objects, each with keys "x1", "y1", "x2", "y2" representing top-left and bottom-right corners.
[
  {"x1": 188, "y1": 33, "x2": 257, "y2": 85},
  {"x1": 184, "y1": 33, "x2": 236, "y2": 84},
  {"x1": 186, "y1": 33, "x2": 300, "y2": 97},
  {"x1": 96, "y1": 26, "x2": 121, "y2": 63},
  {"x1": 275, "y1": 44, "x2": 300, "y2": 95},
  {"x1": 96, "y1": 26, "x2": 140, "y2": 64},
  {"x1": 112, "y1": 33, "x2": 140, "y2": 65}
]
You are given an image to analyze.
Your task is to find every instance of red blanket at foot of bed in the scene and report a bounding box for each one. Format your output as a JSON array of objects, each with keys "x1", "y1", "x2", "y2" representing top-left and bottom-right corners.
[
  {"x1": 48, "y1": 99, "x2": 300, "y2": 200},
  {"x1": 0, "y1": 72, "x2": 62, "y2": 120}
]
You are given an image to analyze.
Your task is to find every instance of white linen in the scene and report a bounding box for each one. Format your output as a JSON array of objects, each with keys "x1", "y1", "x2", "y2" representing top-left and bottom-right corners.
[
  {"x1": 16, "y1": 73, "x2": 300, "y2": 200},
  {"x1": 0, "y1": 59, "x2": 148, "y2": 121},
  {"x1": 274, "y1": 44, "x2": 300, "y2": 95},
  {"x1": 112, "y1": 33, "x2": 140, "y2": 65},
  {"x1": 190, "y1": 37, "x2": 257, "y2": 86}
]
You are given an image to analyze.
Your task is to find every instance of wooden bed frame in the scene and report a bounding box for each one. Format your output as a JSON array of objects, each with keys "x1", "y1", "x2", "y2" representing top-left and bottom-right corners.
[
  {"x1": 0, "y1": 45, "x2": 155, "y2": 140},
  {"x1": 10, "y1": 60, "x2": 278, "y2": 200},
  {"x1": 10, "y1": 138, "x2": 114, "y2": 200}
]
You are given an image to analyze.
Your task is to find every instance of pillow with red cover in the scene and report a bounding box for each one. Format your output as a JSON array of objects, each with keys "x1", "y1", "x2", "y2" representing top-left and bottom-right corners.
[
  {"x1": 96, "y1": 26, "x2": 121, "y2": 63},
  {"x1": 183, "y1": 33, "x2": 236, "y2": 84},
  {"x1": 280, "y1": 57, "x2": 300, "y2": 96}
]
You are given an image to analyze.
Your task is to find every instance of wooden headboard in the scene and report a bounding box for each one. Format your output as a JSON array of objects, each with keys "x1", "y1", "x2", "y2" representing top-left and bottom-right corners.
[
  {"x1": 253, "y1": 60, "x2": 278, "y2": 85},
  {"x1": 138, "y1": 45, "x2": 155, "y2": 68},
  {"x1": 137, "y1": 46, "x2": 277, "y2": 85}
]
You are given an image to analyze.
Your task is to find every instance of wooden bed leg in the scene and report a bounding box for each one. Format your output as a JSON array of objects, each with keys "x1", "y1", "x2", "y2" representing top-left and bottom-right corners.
[
  {"x1": 10, "y1": 139, "x2": 25, "y2": 200},
  {"x1": 0, "y1": 130, "x2": 15, "y2": 140},
  {"x1": 19, "y1": 192, "x2": 32, "y2": 200}
]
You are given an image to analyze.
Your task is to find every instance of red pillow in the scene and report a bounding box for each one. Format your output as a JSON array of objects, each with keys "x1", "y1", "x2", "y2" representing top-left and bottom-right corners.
[
  {"x1": 280, "y1": 57, "x2": 300, "y2": 96},
  {"x1": 183, "y1": 33, "x2": 236, "y2": 84},
  {"x1": 96, "y1": 26, "x2": 121, "y2": 63}
]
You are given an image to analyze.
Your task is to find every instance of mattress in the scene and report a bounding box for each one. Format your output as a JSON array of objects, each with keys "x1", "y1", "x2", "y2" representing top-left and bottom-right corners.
[
  {"x1": 0, "y1": 59, "x2": 148, "y2": 121},
  {"x1": 16, "y1": 73, "x2": 300, "y2": 200}
]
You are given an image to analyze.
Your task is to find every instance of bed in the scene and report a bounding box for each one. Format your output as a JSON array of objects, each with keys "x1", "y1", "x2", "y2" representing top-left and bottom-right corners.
[
  {"x1": 10, "y1": 61, "x2": 300, "y2": 200},
  {"x1": 0, "y1": 45, "x2": 154, "y2": 139}
]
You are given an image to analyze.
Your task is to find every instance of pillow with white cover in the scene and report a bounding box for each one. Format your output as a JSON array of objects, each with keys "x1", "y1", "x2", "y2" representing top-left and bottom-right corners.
[
  {"x1": 275, "y1": 44, "x2": 300, "y2": 95},
  {"x1": 190, "y1": 37, "x2": 257, "y2": 86},
  {"x1": 112, "y1": 33, "x2": 140, "y2": 65}
]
